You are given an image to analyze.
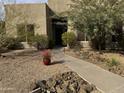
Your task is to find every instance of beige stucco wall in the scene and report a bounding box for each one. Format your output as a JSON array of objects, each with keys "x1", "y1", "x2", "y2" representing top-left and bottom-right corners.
[
  {"x1": 48, "y1": 0, "x2": 71, "y2": 14},
  {"x1": 4, "y1": 0, "x2": 73, "y2": 47},
  {"x1": 5, "y1": 3, "x2": 48, "y2": 37},
  {"x1": 47, "y1": 0, "x2": 73, "y2": 44}
]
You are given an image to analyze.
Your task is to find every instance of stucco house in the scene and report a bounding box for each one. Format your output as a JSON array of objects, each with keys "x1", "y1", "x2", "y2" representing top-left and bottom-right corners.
[
  {"x1": 4, "y1": 0, "x2": 72, "y2": 47},
  {"x1": 5, "y1": 0, "x2": 122, "y2": 50}
]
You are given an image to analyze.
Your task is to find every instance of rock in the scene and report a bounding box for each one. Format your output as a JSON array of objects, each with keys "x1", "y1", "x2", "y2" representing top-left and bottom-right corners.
[
  {"x1": 47, "y1": 78, "x2": 57, "y2": 87},
  {"x1": 36, "y1": 80, "x2": 47, "y2": 89},
  {"x1": 66, "y1": 87, "x2": 73, "y2": 93},
  {"x1": 60, "y1": 83, "x2": 71, "y2": 93},
  {"x1": 67, "y1": 76, "x2": 72, "y2": 80},
  {"x1": 69, "y1": 82, "x2": 79, "y2": 92},
  {"x1": 62, "y1": 72, "x2": 73, "y2": 81},
  {"x1": 79, "y1": 87, "x2": 87, "y2": 93},
  {"x1": 108, "y1": 68, "x2": 111, "y2": 71},
  {"x1": 78, "y1": 79, "x2": 85, "y2": 86},
  {"x1": 47, "y1": 90, "x2": 51, "y2": 93},
  {"x1": 49, "y1": 87, "x2": 56, "y2": 93},
  {"x1": 121, "y1": 74, "x2": 124, "y2": 77},
  {"x1": 117, "y1": 70, "x2": 122, "y2": 75},
  {"x1": 69, "y1": 79, "x2": 76, "y2": 84},
  {"x1": 56, "y1": 79, "x2": 63, "y2": 85},
  {"x1": 33, "y1": 72, "x2": 99, "y2": 93},
  {"x1": 83, "y1": 84, "x2": 94, "y2": 92},
  {"x1": 56, "y1": 86, "x2": 63, "y2": 93}
]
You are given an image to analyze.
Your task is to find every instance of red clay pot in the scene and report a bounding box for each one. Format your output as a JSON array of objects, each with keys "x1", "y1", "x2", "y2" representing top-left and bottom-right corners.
[{"x1": 43, "y1": 57, "x2": 51, "y2": 65}]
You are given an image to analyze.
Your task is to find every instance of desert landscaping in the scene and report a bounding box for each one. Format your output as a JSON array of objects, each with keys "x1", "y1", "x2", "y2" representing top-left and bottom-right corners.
[
  {"x1": 66, "y1": 49, "x2": 124, "y2": 77},
  {"x1": 0, "y1": 0, "x2": 124, "y2": 93},
  {"x1": 0, "y1": 50, "x2": 101, "y2": 93},
  {"x1": 0, "y1": 51, "x2": 71, "y2": 93}
]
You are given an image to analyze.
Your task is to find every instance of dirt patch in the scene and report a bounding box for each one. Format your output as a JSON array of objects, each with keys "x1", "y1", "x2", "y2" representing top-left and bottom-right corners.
[
  {"x1": 32, "y1": 71, "x2": 101, "y2": 93},
  {"x1": 0, "y1": 52, "x2": 71, "y2": 93}
]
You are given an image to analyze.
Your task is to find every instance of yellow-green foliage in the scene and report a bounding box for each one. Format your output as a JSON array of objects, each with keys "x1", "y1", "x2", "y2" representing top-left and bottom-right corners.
[
  {"x1": 62, "y1": 32, "x2": 76, "y2": 46},
  {"x1": 107, "y1": 58, "x2": 119, "y2": 67}
]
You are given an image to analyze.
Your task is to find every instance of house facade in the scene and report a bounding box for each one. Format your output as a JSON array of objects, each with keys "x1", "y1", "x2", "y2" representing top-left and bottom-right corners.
[
  {"x1": 5, "y1": 0, "x2": 122, "y2": 49},
  {"x1": 4, "y1": 0, "x2": 71, "y2": 46}
]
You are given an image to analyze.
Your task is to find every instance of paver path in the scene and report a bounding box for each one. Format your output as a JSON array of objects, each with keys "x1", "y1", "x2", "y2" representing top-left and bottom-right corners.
[{"x1": 53, "y1": 49, "x2": 124, "y2": 93}]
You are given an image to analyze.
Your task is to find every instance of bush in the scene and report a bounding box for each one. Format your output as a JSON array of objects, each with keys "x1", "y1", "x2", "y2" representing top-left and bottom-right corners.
[
  {"x1": 106, "y1": 58, "x2": 119, "y2": 67},
  {"x1": 30, "y1": 34, "x2": 48, "y2": 50},
  {"x1": 6, "y1": 38, "x2": 24, "y2": 50},
  {"x1": 0, "y1": 36, "x2": 23, "y2": 53},
  {"x1": 62, "y1": 32, "x2": 76, "y2": 48}
]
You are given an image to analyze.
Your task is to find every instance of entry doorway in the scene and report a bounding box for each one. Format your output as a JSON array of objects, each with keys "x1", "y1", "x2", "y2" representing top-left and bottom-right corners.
[{"x1": 52, "y1": 18, "x2": 67, "y2": 46}]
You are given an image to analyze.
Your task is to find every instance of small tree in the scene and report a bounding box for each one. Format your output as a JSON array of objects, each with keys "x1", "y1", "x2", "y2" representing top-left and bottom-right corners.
[
  {"x1": 62, "y1": 32, "x2": 76, "y2": 48},
  {"x1": 68, "y1": 0, "x2": 124, "y2": 50}
]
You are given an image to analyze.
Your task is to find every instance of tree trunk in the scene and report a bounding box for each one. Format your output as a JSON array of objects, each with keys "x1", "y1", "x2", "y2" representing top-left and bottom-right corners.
[
  {"x1": 25, "y1": 25, "x2": 28, "y2": 42},
  {"x1": 98, "y1": 44, "x2": 101, "y2": 51},
  {"x1": 67, "y1": 44, "x2": 70, "y2": 49}
]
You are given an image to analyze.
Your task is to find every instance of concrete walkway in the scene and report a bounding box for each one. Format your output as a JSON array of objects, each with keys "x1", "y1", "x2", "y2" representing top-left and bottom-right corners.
[
  {"x1": 4, "y1": 48, "x2": 124, "y2": 92},
  {"x1": 62, "y1": 54, "x2": 124, "y2": 93},
  {"x1": 1, "y1": 48, "x2": 37, "y2": 57}
]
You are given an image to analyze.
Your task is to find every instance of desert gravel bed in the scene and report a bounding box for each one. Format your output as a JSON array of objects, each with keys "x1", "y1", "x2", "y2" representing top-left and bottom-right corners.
[{"x1": 0, "y1": 51, "x2": 71, "y2": 93}]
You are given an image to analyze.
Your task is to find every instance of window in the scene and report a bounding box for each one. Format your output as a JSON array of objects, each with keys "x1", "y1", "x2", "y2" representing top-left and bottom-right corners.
[
  {"x1": 17, "y1": 24, "x2": 35, "y2": 42},
  {"x1": 112, "y1": 35, "x2": 117, "y2": 42},
  {"x1": 27, "y1": 24, "x2": 35, "y2": 41},
  {"x1": 17, "y1": 24, "x2": 26, "y2": 41}
]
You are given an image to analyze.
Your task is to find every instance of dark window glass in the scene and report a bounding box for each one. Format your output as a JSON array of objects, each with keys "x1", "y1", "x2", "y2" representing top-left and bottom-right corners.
[
  {"x1": 17, "y1": 24, "x2": 34, "y2": 42},
  {"x1": 112, "y1": 35, "x2": 116, "y2": 42}
]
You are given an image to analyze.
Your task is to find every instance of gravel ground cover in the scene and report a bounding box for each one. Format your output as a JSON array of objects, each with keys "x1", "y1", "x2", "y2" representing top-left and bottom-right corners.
[{"x1": 0, "y1": 51, "x2": 71, "y2": 93}]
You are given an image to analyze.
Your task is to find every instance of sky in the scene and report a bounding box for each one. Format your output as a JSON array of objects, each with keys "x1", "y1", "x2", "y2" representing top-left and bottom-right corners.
[
  {"x1": 16, "y1": 0, "x2": 48, "y2": 3},
  {"x1": 0, "y1": 0, "x2": 48, "y2": 4}
]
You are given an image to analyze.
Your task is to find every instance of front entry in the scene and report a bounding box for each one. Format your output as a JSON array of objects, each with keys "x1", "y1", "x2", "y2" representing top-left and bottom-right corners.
[{"x1": 52, "y1": 18, "x2": 67, "y2": 46}]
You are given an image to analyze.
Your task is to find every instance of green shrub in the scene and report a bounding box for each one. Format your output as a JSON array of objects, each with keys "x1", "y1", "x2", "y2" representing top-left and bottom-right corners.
[
  {"x1": 106, "y1": 58, "x2": 119, "y2": 67},
  {"x1": 30, "y1": 34, "x2": 48, "y2": 50},
  {"x1": 62, "y1": 32, "x2": 76, "y2": 48},
  {"x1": 0, "y1": 35, "x2": 23, "y2": 52},
  {"x1": 6, "y1": 38, "x2": 24, "y2": 50}
]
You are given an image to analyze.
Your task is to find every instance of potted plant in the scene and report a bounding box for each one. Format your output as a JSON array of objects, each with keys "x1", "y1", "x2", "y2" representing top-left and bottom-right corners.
[{"x1": 41, "y1": 49, "x2": 51, "y2": 65}]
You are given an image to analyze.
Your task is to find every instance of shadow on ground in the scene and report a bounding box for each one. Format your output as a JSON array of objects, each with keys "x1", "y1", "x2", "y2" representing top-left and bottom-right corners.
[{"x1": 51, "y1": 60, "x2": 65, "y2": 65}]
